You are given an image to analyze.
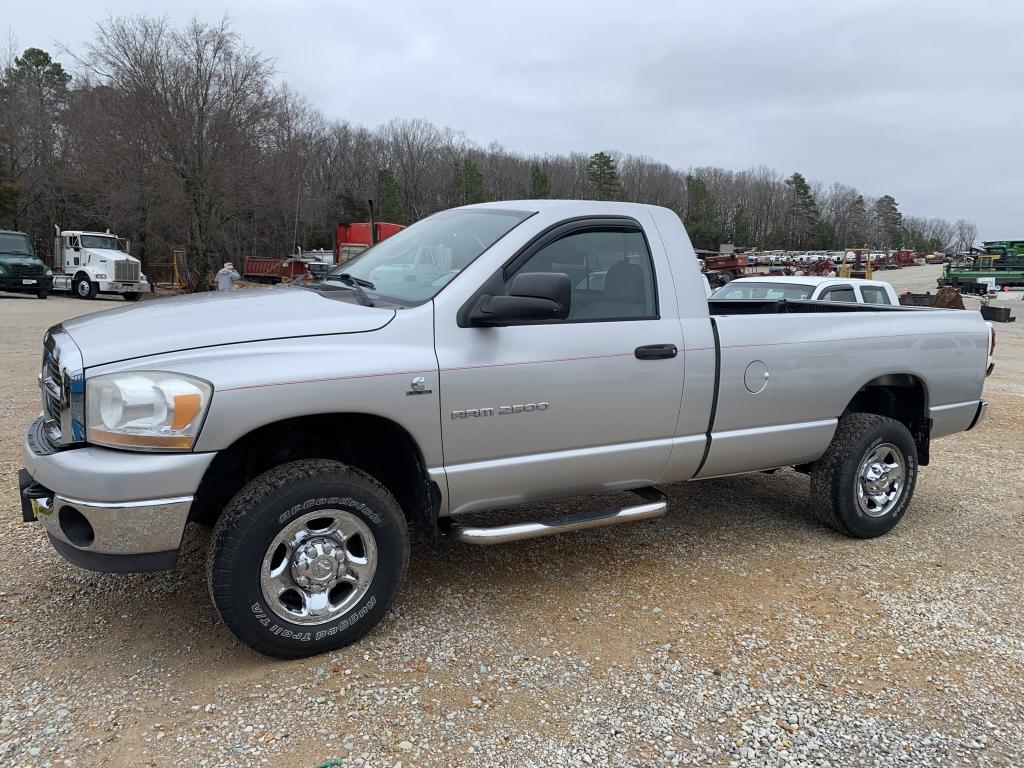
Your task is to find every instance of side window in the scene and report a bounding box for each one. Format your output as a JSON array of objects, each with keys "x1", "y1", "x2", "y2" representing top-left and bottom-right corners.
[
  {"x1": 510, "y1": 228, "x2": 657, "y2": 321},
  {"x1": 860, "y1": 286, "x2": 891, "y2": 305},
  {"x1": 821, "y1": 287, "x2": 856, "y2": 303}
]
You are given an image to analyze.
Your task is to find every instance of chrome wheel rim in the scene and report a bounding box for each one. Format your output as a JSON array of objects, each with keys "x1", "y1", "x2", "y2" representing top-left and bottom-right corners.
[
  {"x1": 76, "y1": 281, "x2": 89, "y2": 296},
  {"x1": 260, "y1": 509, "x2": 377, "y2": 626},
  {"x1": 856, "y1": 442, "x2": 905, "y2": 518}
]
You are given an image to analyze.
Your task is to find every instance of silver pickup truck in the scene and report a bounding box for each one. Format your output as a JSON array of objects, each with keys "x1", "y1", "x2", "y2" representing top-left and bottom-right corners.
[{"x1": 19, "y1": 201, "x2": 992, "y2": 658}]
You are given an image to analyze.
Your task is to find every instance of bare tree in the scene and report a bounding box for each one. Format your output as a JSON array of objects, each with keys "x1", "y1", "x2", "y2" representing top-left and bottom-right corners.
[
  {"x1": 82, "y1": 16, "x2": 275, "y2": 276},
  {"x1": 954, "y1": 219, "x2": 978, "y2": 255}
]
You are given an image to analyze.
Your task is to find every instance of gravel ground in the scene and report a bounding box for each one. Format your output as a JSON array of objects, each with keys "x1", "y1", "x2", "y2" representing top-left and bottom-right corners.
[{"x1": 1, "y1": 272, "x2": 1022, "y2": 768}]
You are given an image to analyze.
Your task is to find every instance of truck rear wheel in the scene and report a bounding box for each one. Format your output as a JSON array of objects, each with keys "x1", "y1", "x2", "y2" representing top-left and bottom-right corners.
[
  {"x1": 809, "y1": 413, "x2": 918, "y2": 538},
  {"x1": 74, "y1": 274, "x2": 97, "y2": 299},
  {"x1": 207, "y1": 459, "x2": 409, "y2": 658}
]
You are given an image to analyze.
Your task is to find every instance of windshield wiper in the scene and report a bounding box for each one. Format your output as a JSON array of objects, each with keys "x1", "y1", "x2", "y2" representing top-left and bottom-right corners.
[
  {"x1": 335, "y1": 272, "x2": 375, "y2": 289},
  {"x1": 333, "y1": 273, "x2": 375, "y2": 306}
]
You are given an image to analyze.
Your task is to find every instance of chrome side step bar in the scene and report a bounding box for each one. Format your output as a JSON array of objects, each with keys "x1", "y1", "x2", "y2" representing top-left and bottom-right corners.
[{"x1": 449, "y1": 487, "x2": 667, "y2": 546}]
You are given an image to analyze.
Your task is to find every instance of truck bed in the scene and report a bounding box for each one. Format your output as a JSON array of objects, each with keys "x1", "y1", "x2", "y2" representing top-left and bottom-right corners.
[{"x1": 707, "y1": 298, "x2": 933, "y2": 315}]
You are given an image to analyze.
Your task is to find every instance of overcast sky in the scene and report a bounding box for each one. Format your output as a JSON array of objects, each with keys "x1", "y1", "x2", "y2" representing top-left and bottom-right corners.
[{"x1": 7, "y1": 0, "x2": 1022, "y2": 238}]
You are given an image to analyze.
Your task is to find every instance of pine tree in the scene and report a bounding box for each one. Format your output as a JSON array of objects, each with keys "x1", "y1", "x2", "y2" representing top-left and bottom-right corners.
[
  {"x1": 376, "y1": 168, "x2": 406, "y2": 224},
  {"x1": 784, "y1": 172, "x2": 822, "y2": 249},
  {"x1": 847, "y1": 194, "x2": 868, "y2": 247},
  {"x1": 451, "y1": 157, "x2": 487, "y2": 205},
  {"x1": 8, "y1": 47, "x2": 71, "y2": 95},
  {"x1": 528, "y1": 162, "x2": 550, "y2": 199},
  {"x1": 684, "y1": 175, "x2": 723, "y2": 251},
  {"x1": 0, "y1": 135, "x2": 20, "y2": 225},
  {"x1": 872, "y1": 195, "x2": 903, "y2": 248},
  {"x1": 586, "y1": 151, "x2": 625, "y2": 201}
]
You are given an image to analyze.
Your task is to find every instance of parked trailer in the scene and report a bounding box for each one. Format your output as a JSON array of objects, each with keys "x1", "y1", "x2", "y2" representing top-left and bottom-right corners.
[
  {"x1": 243, "y1": 257, "x2": 311, "y2": 284},
  {"x1": 702, "y1": 254, "x2": 747, "y2": 276}
]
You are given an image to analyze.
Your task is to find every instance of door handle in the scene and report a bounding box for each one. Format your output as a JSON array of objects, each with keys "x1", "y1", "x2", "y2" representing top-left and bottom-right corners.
[{"x1": 635, "y1": 344, "x2": 678, "y2": 360}]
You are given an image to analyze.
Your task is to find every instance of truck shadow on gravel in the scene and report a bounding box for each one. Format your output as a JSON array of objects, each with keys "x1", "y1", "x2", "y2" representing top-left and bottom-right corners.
[{"x1": 37, "y1": 469, "x2": 840, "y2": 666}]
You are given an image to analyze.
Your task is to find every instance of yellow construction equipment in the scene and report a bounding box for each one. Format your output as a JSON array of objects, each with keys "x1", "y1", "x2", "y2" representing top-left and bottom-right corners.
[{"x1": 839, "y1": 248, "x2": 873, "y2": 279}]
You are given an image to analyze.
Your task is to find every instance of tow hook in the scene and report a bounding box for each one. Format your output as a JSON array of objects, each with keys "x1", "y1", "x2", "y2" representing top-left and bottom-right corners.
[{"x1": 18, "y1": 469, "x2": 52, "y2": 523}]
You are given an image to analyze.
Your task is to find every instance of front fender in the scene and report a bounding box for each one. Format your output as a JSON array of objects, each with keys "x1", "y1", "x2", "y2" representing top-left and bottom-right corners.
[{"x1": 85, "y1": 304, "x2": 443, "y2": 468}]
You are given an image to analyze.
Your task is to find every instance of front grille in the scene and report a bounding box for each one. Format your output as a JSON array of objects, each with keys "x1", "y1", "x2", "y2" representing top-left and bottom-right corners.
[
  {"x1": 40, "y1": 327, "x2": 85, "y2": 446},
  {"x1": 11, "y1": 264, "x2": 42, "y2": 278},
  {"x1": 114, "y1": 260, "x2": 140, "y2": 282},
  {"x1": 43, "y1": 337, "x2": 63, "y2": 426}
]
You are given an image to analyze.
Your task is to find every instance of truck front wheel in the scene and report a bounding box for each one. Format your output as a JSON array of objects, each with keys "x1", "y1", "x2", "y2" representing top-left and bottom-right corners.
[
  {"x1": 36, "y1": 289, "x2": 49, "y2": 299},
  {"x1": 123, "y1": 291, "x2": 141, "y2": 302},
  {"x1": 809, "y1": 413, "x2": 918, "y2": 538},
  {"x1": 207, "y1": 459, "x2": 409, "y2": 658},
  {"x1": 74, "y1": 275, "x2": 97, "y2": 299}
]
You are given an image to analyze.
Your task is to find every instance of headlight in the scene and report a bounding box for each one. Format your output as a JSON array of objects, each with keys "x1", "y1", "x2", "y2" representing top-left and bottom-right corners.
[
  {"x1": 86, "y1": 371, "x2": 212, "y2": 451},
  {"x1": 94, "y1": 273, "x2": 108, "y2": 279},
  {"x1": 45, "y1": 268, "x2": 53, "y2": 276}
]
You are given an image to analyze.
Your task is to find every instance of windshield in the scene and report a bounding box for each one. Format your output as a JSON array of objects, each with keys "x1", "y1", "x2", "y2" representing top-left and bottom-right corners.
[
  {"x1": 0, "y1": 232, "x2": 34, "y2": 256},
  {"x1": 325, "y1": 209, "x2": 532, "y2": 304},
  {"x1": 80, "y1": 234, "x2": 125, "y2": 251},
  {"x1": 713, "y1": 282, "x2": 815, "y2": 300}
]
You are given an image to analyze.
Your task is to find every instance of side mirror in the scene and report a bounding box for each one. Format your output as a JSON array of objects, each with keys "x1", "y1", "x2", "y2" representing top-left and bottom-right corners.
[{"x1": 469, "y1": 272, "x2": 571, "y2": 326}]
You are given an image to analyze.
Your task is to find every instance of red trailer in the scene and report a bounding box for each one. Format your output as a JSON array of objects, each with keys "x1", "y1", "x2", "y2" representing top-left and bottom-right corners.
[
  {"x1": 243, "y1": 257, "x2": 310, "y2": 284},
  {"x1": 335, "y1": 222, "x2": 405, "y2": 264},
  {"x1": 702, "y1": 254, "x2": 747, "y2": 277}
]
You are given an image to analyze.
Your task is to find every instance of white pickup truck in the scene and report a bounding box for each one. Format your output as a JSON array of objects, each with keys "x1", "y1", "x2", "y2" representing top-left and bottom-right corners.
[
  {"x1": 713, "y1": 276, "x2": 900, "y2": 305},
  {"x1": 19, "y1": 201, "x2": 991, "y2": 657}
]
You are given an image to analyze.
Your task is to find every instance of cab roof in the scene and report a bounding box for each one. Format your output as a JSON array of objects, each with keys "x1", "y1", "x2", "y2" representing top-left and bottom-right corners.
[{"x1": 728, "y1": 275, "x2": 893, "y2": 288}]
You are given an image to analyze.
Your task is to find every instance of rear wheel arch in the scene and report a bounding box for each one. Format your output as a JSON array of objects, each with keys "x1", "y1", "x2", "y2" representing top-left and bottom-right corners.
[
  {"x1": 842, "y1": 373, "x2": 930, "y2": 465},
  {"x1": 191, "y1": 413, "x2": 441, "y2": 549}
]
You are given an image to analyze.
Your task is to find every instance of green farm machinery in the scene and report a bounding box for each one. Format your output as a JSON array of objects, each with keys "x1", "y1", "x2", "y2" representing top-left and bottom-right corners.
[{"x1": 941, "y1": 240, "x2": 1024, "y2": 289}]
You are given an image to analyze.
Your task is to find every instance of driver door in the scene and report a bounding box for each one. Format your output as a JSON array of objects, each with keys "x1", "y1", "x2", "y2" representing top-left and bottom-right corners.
[{"x1": 434, "y1": 217, "x2": 685, "y2": 515}]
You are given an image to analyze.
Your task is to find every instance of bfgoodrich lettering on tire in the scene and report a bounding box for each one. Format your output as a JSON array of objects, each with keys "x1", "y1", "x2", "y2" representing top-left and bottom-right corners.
[
  {"x1": 810, "y1": 413, "x2": 918, "y2": 539},
  {"x1": 206, "y1": 459, "x2": 409, "y2": 658}
]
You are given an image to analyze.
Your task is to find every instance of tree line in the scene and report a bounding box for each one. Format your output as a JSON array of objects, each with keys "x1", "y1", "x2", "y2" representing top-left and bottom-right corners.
[{"x1": 0, "y1": 16, "x2": 980, "y2": 281}]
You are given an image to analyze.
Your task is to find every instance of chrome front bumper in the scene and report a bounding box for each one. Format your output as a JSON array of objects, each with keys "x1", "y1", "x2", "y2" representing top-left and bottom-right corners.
[
  {"x1": 96, "y1": 279, "x2": 151, "y2": 294},
  {"x1": 33, "y1": 494, "x2": 193, "y2": 553},
  {"x1": 22, "y1": 416, "x2": 215, "y2": 572}
]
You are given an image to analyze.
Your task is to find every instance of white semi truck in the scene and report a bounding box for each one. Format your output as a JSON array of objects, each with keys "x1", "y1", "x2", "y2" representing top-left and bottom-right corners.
[{"x1": 50, "y1": 228, "x2": 151, "y2": 301}]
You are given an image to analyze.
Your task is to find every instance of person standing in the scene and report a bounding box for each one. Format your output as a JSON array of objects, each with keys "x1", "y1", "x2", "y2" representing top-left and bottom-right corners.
[{"x1": 216, "y1": 261, "x2": 240, "y2": 291}]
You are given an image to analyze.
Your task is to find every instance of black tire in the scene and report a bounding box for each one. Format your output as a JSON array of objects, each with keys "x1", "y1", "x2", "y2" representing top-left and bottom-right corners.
[
  {"x1": 810, "y1": 413, "x2": 918, "y2": 538},
  {"x1": 123, "y1": 291, "x2": 141, "y2": 302},
  {"x1": 207, "y1": 459, "x2": 409, "y2": 658},
  {"x1": 36, "y1": 289, "x2": 49, "y2": 299},
  {"x1": 74, "y1": 274, "x2": 97, "y2": 299}
]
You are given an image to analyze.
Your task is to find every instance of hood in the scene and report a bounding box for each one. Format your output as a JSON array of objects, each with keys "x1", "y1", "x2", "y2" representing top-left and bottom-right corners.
[
  {"x1": 85, "y1": 248, "x2": 135, "y2": 262},
  {"x1": 62, "y1": 285, "x2": 396, "y2": 367},
  {"x1": 0, "y1": 254, "x2": 45, "y2": 267}
]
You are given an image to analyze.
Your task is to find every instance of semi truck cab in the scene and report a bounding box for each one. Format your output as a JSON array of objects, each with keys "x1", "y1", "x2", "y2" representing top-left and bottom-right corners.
[{"x1": 50, "y1": 229, "x2": 151, "y2": 301}]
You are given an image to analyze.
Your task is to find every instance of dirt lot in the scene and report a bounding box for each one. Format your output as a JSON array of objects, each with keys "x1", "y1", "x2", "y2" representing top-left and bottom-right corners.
[{"x1": 1, "y1": 275, "x2": 1022, "y2": 767}]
